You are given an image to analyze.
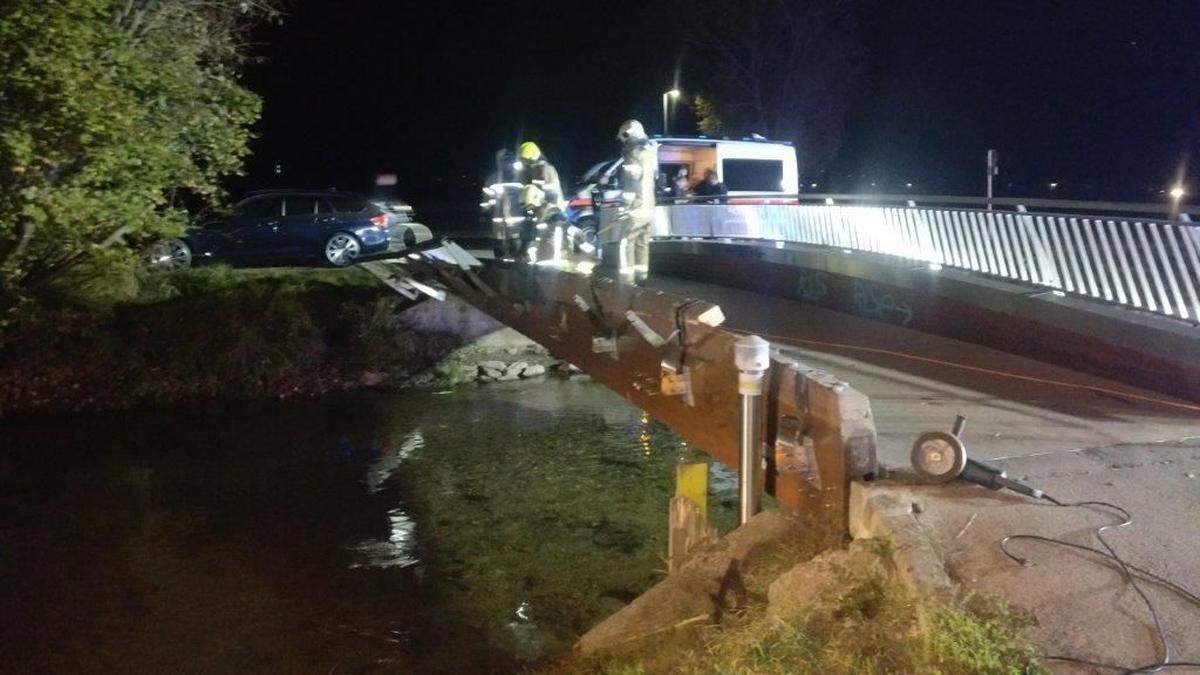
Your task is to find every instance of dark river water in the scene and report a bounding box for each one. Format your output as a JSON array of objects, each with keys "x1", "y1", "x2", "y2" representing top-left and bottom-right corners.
[{"x1": 0, "y1": 379, "x2": 737, "y2": 673}]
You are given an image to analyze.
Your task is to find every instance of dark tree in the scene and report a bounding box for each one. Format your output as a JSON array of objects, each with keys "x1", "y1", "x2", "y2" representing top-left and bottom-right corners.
[{"x1": 682, "y1": 0, "x2": 867, "y2": 175}]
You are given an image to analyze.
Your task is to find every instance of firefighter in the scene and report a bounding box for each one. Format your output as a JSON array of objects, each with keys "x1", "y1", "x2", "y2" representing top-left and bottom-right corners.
[
  {"x1": 615, "y1": 119, "x2": 655, "y2": 283},
  {"x1": 515, "y1": 141, "x2": 565, "y2": 261},
  {"x1": 483, "y1": 148, "x2": 521, "y2": 258}
]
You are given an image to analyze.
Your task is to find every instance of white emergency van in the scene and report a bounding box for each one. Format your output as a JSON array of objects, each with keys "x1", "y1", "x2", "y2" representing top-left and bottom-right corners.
[
  {"x1": 571, "y1": 136, "x2": 799, "y2": 243},
  {"x1": 651, "y1": 136, "x2": 799, "y2": 197}
]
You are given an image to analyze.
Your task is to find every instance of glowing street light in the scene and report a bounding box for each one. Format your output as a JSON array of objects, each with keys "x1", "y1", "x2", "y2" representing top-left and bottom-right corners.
[
  {"x1": 662, "y1": 88, "x2": 681, "y2": 135},
  {"x1": 1048, "y1": 182, "x2": 1058, "y2": 190},
  {"x1": 1170, "y1": 185, "x2": 1186, "y2": 201}
]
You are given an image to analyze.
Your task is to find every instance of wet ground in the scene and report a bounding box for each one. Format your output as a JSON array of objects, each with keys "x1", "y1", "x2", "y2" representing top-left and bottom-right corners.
[{"x1": 0, "y1": 379, "x2": 737, "y2": 673}]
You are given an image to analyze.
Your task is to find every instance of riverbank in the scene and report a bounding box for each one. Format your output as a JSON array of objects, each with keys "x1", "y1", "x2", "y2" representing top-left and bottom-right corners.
[
  {"x1": 0, "y1": 266, "x2": 474, "y2": 419},
  {"x1": 547, "y1": 510, "x2": 1042, "y2": 675}
]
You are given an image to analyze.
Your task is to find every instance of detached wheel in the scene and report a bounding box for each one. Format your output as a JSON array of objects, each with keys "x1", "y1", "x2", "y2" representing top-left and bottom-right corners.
[
  {"x1": 146, "y1": 238, "x2": 192, "y2": 272},
  {"x1": 324, "y1": 232, "x2": 361, "y2": 267}
]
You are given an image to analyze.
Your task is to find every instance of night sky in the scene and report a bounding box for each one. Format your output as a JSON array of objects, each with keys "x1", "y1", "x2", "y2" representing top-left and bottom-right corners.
[{"x1": 239, "y1": 1, "x2": 1200, "y2": 210}]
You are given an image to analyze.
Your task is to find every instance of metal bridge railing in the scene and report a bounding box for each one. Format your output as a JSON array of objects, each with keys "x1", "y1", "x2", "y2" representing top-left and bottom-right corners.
[{"x1": 650, "y1": 194, "x2": 1200, "y2": 322}]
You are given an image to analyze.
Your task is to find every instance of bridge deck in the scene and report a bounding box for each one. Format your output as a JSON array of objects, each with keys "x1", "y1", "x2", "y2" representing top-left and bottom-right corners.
[{"x1": 643, "y1": 275, "x2": 1199, "y2": 466}]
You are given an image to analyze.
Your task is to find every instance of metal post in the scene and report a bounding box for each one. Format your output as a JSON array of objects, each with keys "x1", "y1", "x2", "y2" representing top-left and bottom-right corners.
[
  {"x1": 734, "y1": 334, "x2": 770, "y2": 525},
  {"x1": 986, "y1": 149, "x2": 998, "y2": 210}
]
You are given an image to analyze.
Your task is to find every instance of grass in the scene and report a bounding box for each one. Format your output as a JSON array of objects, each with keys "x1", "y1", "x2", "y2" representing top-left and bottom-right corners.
[
  {"x1": 0, "y1": 264, "x2": 461, "y2": 417},
  {"x1": 550, "y1": 540, "x2": 1043, "y2": 675}
]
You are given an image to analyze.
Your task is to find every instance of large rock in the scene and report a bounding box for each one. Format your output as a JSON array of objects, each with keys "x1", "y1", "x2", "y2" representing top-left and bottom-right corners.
[
  {"x1": 505, "y1": 361, "x2": 529, "y2": 376},
  {"x1": 478, "y1": 360, "x2": 507, "y2": 372},
  {"x1": 766, "y1": 539, "x2": 886, "y2": 615},
  {"x1": 576, "y1": 510, "x2": 803, "y2": 655},
  {"x1": 520, "y1": 364, "x2": 547, "y2": 378}
]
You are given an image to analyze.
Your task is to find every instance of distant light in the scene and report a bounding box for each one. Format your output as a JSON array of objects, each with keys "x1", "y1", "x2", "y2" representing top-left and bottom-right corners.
[
  {"x1": 1048, "y1": 182, "x2": 1058, "y2": 189},
  {"x1": 667, "y1": 88, "x2": 681, "y2": 98},
  {"x1": 1051, "y1": 290, "x2": 1066, "y2": 297},
  {"x1": 842, "y1": 249, "x2": 854, "y2": 255},
  {"x1": 870, "y1": 182, "x2": 877, "y2": 187},
  {"x1": 512, "y1": 161, "x2": 523, "y2": 171},
  {"x1": 928, "y1": 262, "x2": 942, "y2": 271},
  {"x1": 824, "y1": 197, "x2": 835, "y2": 205},
  {"x1": 906, "y1": 182, "x2": 913, "y2": 188},
  {"x1": 1170, "y1": 185, "x2": 1186, "y2": 200},
  {"x1": 810, "y1": 183, "x2": 818, "y2": 188}
]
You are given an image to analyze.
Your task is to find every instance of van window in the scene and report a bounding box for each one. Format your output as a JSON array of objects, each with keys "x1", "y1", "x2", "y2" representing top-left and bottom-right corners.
[{"x1": 721, "y1": 159, "x2": 784, "y2": 192}]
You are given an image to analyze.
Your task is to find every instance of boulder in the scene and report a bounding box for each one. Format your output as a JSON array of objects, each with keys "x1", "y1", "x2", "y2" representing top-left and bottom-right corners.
[
  {"x1": 520, "y1": 364, "x2": 547, "y2": 378},
  {"x1": 576, "y1": 511, "x2": 803, "y2": 655},
  {"x1": 478, "y1": 360, "x2": 507, "y2": 372},
  {"x1": 505, "y1": 361, "x2": 529, "y2": 376},
  {"x1": 766, "y1": 539, "x2": 886, "y2": 616}
]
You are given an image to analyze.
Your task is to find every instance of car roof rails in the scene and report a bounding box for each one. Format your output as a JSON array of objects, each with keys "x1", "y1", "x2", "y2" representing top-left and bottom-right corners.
[{"x1": 241, "y1": 188, "x2": 365, "y2": 199}]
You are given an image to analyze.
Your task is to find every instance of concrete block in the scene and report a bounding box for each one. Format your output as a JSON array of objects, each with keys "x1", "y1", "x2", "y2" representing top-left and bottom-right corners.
[{"x1": 848, "y1": 481, "x2": 954, "y2": 599}]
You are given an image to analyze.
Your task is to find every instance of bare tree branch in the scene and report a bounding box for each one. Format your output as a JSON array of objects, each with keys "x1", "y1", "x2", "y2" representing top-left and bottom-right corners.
[{"x1": 680, "y1": 0, "x2": 866, "y2": 173}]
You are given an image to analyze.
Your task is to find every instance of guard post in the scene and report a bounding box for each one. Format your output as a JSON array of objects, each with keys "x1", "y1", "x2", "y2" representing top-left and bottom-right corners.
[{"x1": 734, "y1": 334, "x2": 770, "y2": 525}]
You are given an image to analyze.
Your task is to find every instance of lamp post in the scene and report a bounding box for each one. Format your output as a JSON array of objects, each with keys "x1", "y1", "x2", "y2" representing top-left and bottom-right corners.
[{"x1": 662, "y1": 88, "x2": 681, "y2": 135}]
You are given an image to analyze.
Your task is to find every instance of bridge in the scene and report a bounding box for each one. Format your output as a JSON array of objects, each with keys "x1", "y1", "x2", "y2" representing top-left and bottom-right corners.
[
  {"x1": 364, "y1": 191, "x2": 1200, "y2": 525},
  {"x1": 360, "y1": 191, "x2": 1200, "y2": 662}
]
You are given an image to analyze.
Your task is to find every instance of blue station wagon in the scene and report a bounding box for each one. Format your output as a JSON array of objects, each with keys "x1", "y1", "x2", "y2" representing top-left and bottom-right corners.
[{"x1": 147, "y1": 191, "x2": 392, "y2": 270}]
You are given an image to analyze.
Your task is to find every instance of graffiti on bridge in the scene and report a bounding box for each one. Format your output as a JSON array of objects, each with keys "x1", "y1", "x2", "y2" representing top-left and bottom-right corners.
[
  {"x1": 794, "y1": 269, "x2": 830, "y2": 304},
  {"x1": 852, "y1": 281, "x2": 914, "y2": 326}
]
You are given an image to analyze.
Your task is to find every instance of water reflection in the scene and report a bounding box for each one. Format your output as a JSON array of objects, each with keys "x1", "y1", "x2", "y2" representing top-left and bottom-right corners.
[{"x1": 0, "y1": 379, "x2": 736, "y2": 672}]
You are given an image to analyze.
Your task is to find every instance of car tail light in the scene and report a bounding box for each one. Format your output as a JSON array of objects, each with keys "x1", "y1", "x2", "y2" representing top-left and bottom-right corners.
[
  {"x1": 568, "y1": 196, "x2": 590, "y2": 209},
  {"x1": 370, "y1": 214, "x2": 388, "y2": 229}
]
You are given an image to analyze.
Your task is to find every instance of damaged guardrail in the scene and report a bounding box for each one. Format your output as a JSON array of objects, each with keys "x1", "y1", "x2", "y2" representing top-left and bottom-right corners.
[{"x1": 364, "y1": 240, "x2": 878, "y2": 532}]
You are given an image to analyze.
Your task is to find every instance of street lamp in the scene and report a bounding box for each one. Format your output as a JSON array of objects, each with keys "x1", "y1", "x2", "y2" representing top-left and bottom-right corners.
[
  {"x1": 662, "y1": 88, "x2": 681, "y2": 135},
  {"x1": 1170, "y1": 184, "x2": 1187, "y2": 220}
]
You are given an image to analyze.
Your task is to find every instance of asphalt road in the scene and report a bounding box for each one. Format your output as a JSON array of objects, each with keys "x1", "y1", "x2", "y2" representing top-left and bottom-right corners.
[{"x1": 645, "y1": 276, "x2": 1200, "y2": 468}]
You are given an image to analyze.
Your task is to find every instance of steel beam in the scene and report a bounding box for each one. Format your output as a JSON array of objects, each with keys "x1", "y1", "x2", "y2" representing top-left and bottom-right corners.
[{"x1": 374, "y1": 249, "x2": 877, "y2": 530}]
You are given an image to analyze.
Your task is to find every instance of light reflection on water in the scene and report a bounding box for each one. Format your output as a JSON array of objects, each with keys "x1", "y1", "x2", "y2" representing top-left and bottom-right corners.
[{"x1": 0, "y1": 378, "x2": 737, "y2": 672}]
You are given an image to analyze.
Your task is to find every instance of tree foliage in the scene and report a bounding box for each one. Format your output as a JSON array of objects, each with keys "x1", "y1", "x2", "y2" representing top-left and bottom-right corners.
[
  {"x1": 682, "y1": 0, "x2": 867, "y2": 175},
  {"x1": 0, "y1": 0, "x2": 276, "y2": 317}
]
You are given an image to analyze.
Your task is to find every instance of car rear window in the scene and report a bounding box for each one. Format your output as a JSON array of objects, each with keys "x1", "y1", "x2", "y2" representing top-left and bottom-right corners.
[
  {"x1": 327, "y1": 196, "x2": 370, "y2": 213},
  {"x1": 721, "y1": 159, "x2": 785, "y2": 192}
]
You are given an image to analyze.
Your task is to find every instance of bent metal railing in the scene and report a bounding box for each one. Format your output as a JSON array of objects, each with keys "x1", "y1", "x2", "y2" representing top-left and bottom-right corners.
[{"x1": 649, "y1": 194, "x2": 1200, "y2": 323}]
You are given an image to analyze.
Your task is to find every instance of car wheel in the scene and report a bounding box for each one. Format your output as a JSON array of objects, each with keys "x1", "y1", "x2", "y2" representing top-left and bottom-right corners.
[
  {"x1": 146, "y1": 238, "x2": 192, "y2": 272},
  {"x1": 574, "y1": 216, "x2": 599, "y2": 251},
  {"x1": 324, "y1": 232, "x2": 362, "y2": 267},
  {"x1": 401, "y1": 228, "x2": 417, "y2": 248}
]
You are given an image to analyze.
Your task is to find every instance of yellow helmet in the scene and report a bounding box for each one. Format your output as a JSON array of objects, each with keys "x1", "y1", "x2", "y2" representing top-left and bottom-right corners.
[{"x1": 518, "y1": 141, "x2": 542, "y2": 161}]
